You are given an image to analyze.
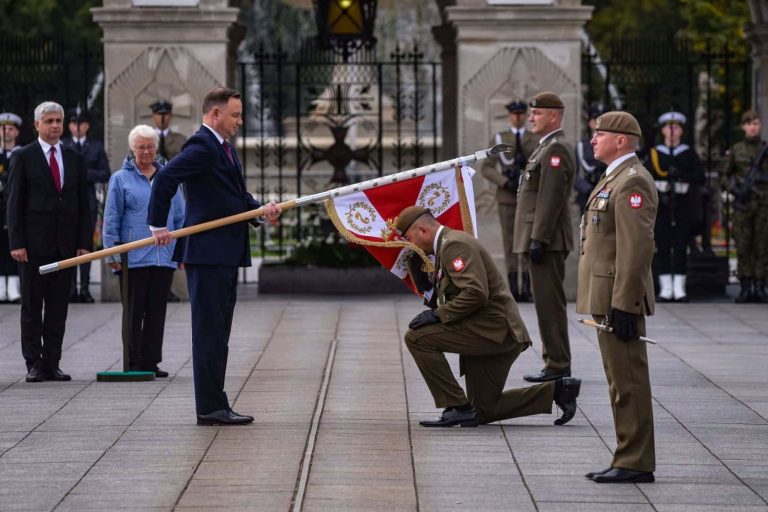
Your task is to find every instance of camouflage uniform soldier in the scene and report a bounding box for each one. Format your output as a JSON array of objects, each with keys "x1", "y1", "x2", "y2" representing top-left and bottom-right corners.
[
  {"x1": 480, "y1": 100, "x2": 538, "y2": 301},
  {"x1": 721, "y1": 110, "x2": 768, "y2": 303}
]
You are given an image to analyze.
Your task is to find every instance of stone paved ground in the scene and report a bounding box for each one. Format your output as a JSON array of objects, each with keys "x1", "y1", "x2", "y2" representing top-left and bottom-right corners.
[{"x1": 1, "y1": 295, "x2": 767, "y2": 511}]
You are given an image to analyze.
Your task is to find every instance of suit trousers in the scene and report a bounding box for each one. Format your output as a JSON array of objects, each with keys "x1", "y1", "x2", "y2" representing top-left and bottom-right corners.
[
  {"x1": 119, "y1": 266, "x2": 174, "y2": 370},
  {"x1": 19, "y1": 256, "x2": 75, "y2": 370},
  {"x1": 186, "y1": 264, "x2": 239, "y2": 415},
  {"x1": 498, "y1": 202, "x2": 526, "y2": 273},
  {"x1": 527, "y1": 251, "x2": 571, "y2": 373},
  {"x1": 594, "y1": 314, "x2": 655, "y2": 472},
  {"x1": 404, "y1": 324, "x2": 554, "y2": 423}
]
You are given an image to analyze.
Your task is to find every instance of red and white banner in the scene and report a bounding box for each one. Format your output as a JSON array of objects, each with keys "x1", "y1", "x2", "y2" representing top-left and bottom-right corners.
[{"x1": 324, "y1": 165, "x2": 478, "y2": 294}]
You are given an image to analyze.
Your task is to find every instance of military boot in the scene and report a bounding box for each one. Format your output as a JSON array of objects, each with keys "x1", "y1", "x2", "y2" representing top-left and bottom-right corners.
[
  {"x1": 735, "y1": 278, "x2": 753, "y2": 303},
  {"x1": 754, "y1": 279, "x2": 768, "y2": 304}
]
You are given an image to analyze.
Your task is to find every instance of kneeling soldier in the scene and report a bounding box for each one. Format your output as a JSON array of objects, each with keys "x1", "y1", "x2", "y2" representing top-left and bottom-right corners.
[{"x1": 398, "y1": 206, "x2": 580, "y2": 427}]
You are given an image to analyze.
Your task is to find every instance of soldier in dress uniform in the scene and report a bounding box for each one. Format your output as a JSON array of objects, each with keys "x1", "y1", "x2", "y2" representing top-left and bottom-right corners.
[
  {"x1": 644, "y1": 111, "x2": 705, "y2": 302},
  {"x1": 398, "y1": 206, "x2": 581, "y2": 428},
  {"x1": 480, "y1": 99, "x2": 538, "y2": 301},
  {"x1": 574, "y1": 103, "x2": 607, "y2": 210},
  {"x1": 577, "y1": 111, "x2": 657, "y2": 484},
  {"x1": 0, "y1": 112, "x2": 23, "y2": 303},
  {"x1": 721, "y1": 110, "x2": 768, "y2": 303},
  {"x1": 513, "y1": 92, "x2": 575, "y2": 383},
  {"x1": 150, "y1": 100, "x2": 187, "y2": 161},
  {"x1": 62, "y1": 107, "x2": 110, "y2": 303}
]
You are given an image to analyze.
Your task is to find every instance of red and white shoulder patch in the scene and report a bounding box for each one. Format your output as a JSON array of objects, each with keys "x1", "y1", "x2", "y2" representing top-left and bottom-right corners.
[
  {"x1": 629, "y1": 193, "x2": 643, "y2": 209},
  {"x1": 451, "y1": 257, "x2": 465, "y2": 272},
  {"x1": 550, "y1": 155, "x2": 561, "y2": 168}
]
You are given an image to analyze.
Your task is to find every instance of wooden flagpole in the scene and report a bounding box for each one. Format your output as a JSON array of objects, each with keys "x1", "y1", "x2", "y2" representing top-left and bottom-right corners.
[{"x1": 39, "y1": 144, "x2": 511, "y2": 275}]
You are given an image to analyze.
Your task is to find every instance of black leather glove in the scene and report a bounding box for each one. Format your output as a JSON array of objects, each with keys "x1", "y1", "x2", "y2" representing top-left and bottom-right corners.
[
  {"x1": 529, "y1": 239, "x2": 545, "y2": 264},
  {"x1": 406, "y1": 252, "x2": 433, "y2": 293},
  {"x1": 503, "y1": 179, "x2": 517, "y2": 192},
  {"x1": 409, "y1": 310, "x2": 440, "y2": 330},
  {"x1": 610, "y1": 308, "x2": 639, "y2": 341}
]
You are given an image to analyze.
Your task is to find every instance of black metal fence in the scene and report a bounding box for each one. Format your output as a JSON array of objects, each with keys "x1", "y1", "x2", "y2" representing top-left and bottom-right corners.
[{"x1": 238, "y1": 43, "x2": 440, "y2": 262}]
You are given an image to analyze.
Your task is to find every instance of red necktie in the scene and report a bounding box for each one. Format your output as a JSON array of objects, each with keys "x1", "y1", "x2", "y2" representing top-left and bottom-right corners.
[
  {"x1": 223, "y1": 140, "x2": 235, "y2": 166},
  {"x1": 49, "y1": 147, "x2": 62, "y2": 193}
]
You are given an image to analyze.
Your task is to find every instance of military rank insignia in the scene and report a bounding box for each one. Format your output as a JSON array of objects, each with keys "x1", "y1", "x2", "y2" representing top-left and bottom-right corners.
[
  {"x1": 629, "y1": 193, "x2": 643, "y2": 209},
  {"x1": 451, "y1": 257, "x2": 465, "y2": 272},
  {"x1": 596, "y1": 188, "x2": 611, "y2": 199}
]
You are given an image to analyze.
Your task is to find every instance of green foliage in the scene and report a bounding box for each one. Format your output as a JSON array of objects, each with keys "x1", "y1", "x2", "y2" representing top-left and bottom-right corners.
[
  {"x1": 0, "y1": 0, "x2": 101, "y2": 43},
  {"x1": 281, "y1": 233, "x2": 379, "y2": 268}
]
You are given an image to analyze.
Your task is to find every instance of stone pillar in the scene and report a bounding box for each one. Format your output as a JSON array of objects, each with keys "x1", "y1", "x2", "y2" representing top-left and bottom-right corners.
[
  {"x1": 432, "y1": 23, "x2": 458, "y2": 160},
  {"x1": 746, "y1": 1, "x2": 768, "y2": 127},
  {"x1": 92, "y1": 0, "x2": 241, "y2": 301},
  {"x1": 444, "y1": 0, "x2": 592, "y2": 300}
]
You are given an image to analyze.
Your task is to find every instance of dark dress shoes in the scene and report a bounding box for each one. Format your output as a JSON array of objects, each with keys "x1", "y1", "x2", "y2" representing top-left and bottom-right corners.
[
  {"x1": 419, "y1": 407, "x2": 478, "y2": 428},
  {"x1": 197, "y1": 409, "x2": 254, "y2": 426},
  {"x1": 49, "y1": 368, "x2": 72, "y2": 381},
  {"x1": 25, "y1": 366, "x2": 47, "y2": 382},
  {"x1": 79, "y1": 290, "x2": 95, "y2": 303},
  {"x1": 553, "y1": 377, "x2": 581, "y2": 425},
  {"x1": 592, "y1": 467, "x2": 655, "y2": 484},
  {"x1": 585, "y1": 466, "x2": 613, "y2": 479},
  {"x1": 149, "y1": 366, "x2": 169, "y2": 378},
  {"x1": 524, "y1": 369, "x2": 571, "y2": 383}
]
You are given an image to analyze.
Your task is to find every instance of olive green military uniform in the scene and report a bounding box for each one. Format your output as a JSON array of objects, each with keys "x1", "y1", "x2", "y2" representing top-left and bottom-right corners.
[
  {"x1": 481, "y1": 129, "x2": 539, "y2": 274},
  {"x1": 404, "y1": 228, "x2": 556, "y2": 424},
  {"x1": 160, "y1": 130, "x2": 187, "y2": 161},
  {"x1": 576, "y1": 151, "x2": 657, "y2": 473},
  {"x1": 721, "y1": 137, "x2": 768, "y2": 280},
  {"x1": 513, "y1": 128, "x2": 575, "y2": 374}
]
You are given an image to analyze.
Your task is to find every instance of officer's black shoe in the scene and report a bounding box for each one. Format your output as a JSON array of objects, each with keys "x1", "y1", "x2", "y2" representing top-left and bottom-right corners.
[
  {"x1": 585, "y1": 466, "x2": 613, "y2": 480},
  {"x1": 735, "y1": 278, "x2": 753, "y2": 303},
  {"x1": 69, "y1": 289, "x2": 80, "y2": 303},
  {"x1": 419, "y1": 407, "x2": 478, "y2": 428},
  {"x1": 49, "y1": 368, "x2": 72, "y2": 381},
  {"x1": 754, "y1": 279, "x2": 768, "y2": 304},
  {"x1": 25, "y1": 365, "x2": 47, "y2": 383},
  {"x1": 523, "y1": 369, "x2": 570, "y2": 383},
  {"x1": 591, "y1": 467, "x2": 655, "y2": 484},
  {"x1": 197, "y1": 409, "x2": 254, "y2": 426},
  {"x1": 79, "y1": 289, "x2": 95, "y2": 304},
  {"x1": 149, "y1": 366, "x2": 169, "y2": 378},
  {"x1": 553, "y1": 377, "x2": 581, "y2": 426}
]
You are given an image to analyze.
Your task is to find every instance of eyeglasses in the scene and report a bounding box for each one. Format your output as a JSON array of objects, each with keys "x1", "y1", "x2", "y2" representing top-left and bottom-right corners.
[{"x1": 134, "y1": 145, "x2": 156, "y2": 152}]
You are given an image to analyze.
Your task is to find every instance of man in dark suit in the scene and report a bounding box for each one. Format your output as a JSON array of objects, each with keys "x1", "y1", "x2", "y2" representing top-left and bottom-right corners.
[
  {"x1": 6, "y1": 101, "x2": 92, "y2": 382},
  {"x1": 62, "y1": 107, "x2": 111, "y2": 303},
  {"x1": 148, "y1": 87, "x2": 281, "y2": 426}
]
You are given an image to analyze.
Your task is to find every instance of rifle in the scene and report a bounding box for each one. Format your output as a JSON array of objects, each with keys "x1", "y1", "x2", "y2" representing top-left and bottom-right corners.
[{"x1": 731, "y1": 143, "x2": 768, "y2": 212}]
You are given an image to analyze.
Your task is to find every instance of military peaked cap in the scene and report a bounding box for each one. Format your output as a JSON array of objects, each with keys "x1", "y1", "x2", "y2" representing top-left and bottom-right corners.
[
  {"x1": 395, "y1": 206, "x2": 431, "y2": 235},
  {"x1": 741, "y1": 110, "x2": 759, "y2": 124},
  {"x1": 67, "y1": 107, "x2": 91, "y2": 123},
  {"x1": 529, "y1": 92, "x2": 564, "y2": 109},
  {"x1": 0, "y1": 112, "x2": 21, "y2": 127},
  {"x1": 505, "y1": 100, "x2": 527, "y2": 113},
  {"x1": 150, "y1": 100, "x2": 173, "y2": 114},
  {"x1": 658, "y1": 111, "x2": 686, "y2": 126},
  {"x1": 595, "y1": 111, "x2": 642, "y2": 137}
]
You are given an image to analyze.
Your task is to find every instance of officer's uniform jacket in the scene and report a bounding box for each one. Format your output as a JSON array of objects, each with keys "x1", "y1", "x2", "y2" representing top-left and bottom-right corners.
[
  {"x1": 512, "y1": 129, "x2": 575, "y2": 252},
  {"x1": 646, "y1": 144, "x2": 704, "y2": 195},
  {"x1": 576, "y1": 155, "x2": 658, "y2": 316},
  {"x1": 159, "y1": 130, "x2": 187, "y2": 161},
  {"x1": 481, "y1": 129, "x2": 538, "y2": 204},
  {"x1": 433, "y1": 228, "x2": 531, "y2": 347}
]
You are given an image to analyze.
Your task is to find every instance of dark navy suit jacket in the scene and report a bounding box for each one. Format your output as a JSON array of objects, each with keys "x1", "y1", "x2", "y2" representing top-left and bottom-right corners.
[{"x1": 147, "y1": 125, "x2": 260, "y2": 267}]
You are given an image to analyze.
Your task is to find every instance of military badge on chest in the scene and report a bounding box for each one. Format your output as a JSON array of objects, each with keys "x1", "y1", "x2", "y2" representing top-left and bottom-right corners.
[{"x1": 594, "y1": 188, "x2": 611, "y2": 211}]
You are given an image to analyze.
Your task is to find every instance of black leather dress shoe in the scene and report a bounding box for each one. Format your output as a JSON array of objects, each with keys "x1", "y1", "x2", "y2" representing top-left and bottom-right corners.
[
  {"x1": 585, "y1": 466, "x2": 613, "y2": 479},
  {"x1": 197, "y1": 409, "x2": 254, "y2": 426},
  {"x1": 26, "y1": 366, "x2": 47, "y2": 382},
  {"x1": 79, "y1": 290, "x2": 95, "y2": 303},
  {"x1": 592, "y1": 467, "x2": 655, "y2": 483},
  {"x1": 148, "y1": 366, "x2": 169, "y2": 378},
  {"x1": 553, "y1": 377, "x2": 581, "y2": 425},
  {"x1": 524, "y1": 369, "x2": 571, "y2": 383},
  {"x1": 419, "y1": 407, "x2": 478, "y2": 428},
  {"x1": 49, "y1": 368, "x2": 72, "y2": 381}
]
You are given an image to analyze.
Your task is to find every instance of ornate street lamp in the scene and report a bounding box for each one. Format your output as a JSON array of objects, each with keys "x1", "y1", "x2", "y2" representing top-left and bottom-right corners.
[{"x1": 313, "y1": 0, "x2": 377, "y2": 60}]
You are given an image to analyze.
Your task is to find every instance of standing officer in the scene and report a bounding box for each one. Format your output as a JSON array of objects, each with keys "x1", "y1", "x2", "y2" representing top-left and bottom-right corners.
[
  {"x1": 577, "y1": 111, "x2": 657, "y2": 483},
  {"x1": 398, "y1": 206, "x2": 581, "y2": 428},
  {"x1": 645, "y1": 111, "x2": 705, "y2": 302},
  {"x1": 150, "y1": 100, "x2": 187, "y2": 161},
  {"x1": 513, "y1": 91, "x2": 575, "y2": 383},
  {"x1": 721, "y1": 110, "x2": 768, "y2": 303},
  {"x1": 62, "y1": 107, "x2": 110, "y2": 303},
  {"x1": 0, "y1": 112, "x2": 23, "y2": 303},
  {"x1": 575, "y1": 103, "x2": 607, "y2": 210},
  {"x1": 481, "y1": 100, "x2": 538, "y2": 301}
]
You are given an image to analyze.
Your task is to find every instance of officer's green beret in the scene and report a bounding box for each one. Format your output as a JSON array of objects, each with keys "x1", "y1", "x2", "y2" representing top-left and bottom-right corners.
[
  {"x1": 529, "y1": 92, "x2": 564, "y2": 109},
  {"x1": 395, "y1": 206, "x2": 431, "y2": 235},
  {"x1": 741, "y1": 110, "x2": 759, "y2": 124},
  {"x1": 595, "y1": 111, "x2": 642, "y2": 137}
]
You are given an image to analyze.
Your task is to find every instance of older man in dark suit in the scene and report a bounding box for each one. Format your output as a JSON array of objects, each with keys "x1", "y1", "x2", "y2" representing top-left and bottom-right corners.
[
  {"x1": 148, "y1": 87, "x2": 281, "y2": 426},
  {"x1": 6, "y1": 101, "x2": 92, "y2": 382}
]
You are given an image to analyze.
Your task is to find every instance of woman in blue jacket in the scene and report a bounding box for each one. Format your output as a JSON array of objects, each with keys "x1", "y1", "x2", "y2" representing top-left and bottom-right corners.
[{"x1": 103, "y1": 124, "x2": 185, "y2": 377}]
